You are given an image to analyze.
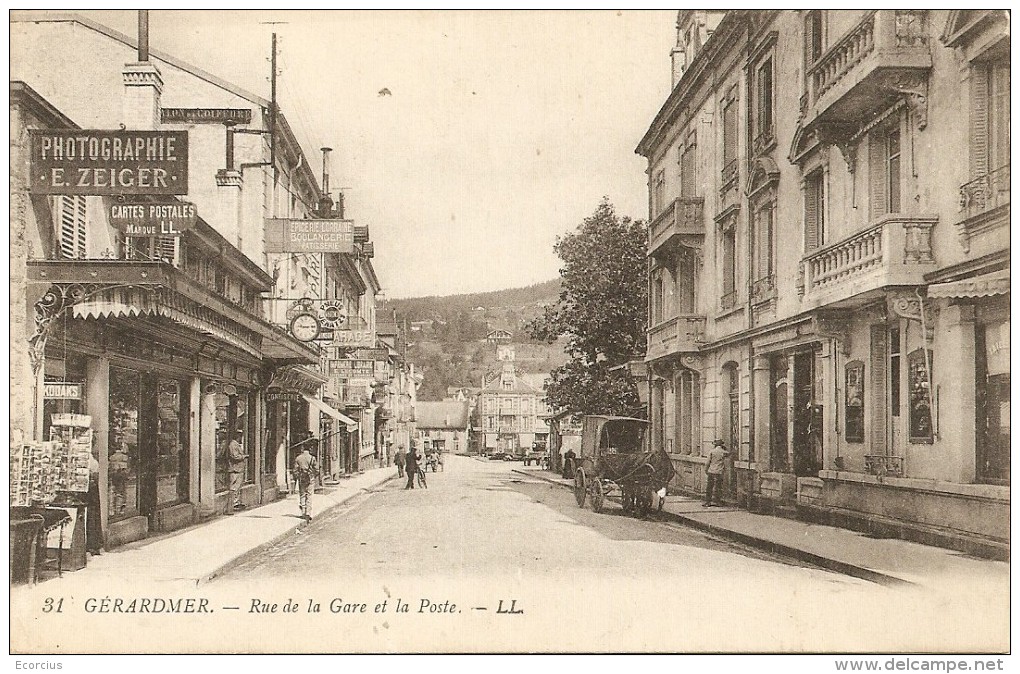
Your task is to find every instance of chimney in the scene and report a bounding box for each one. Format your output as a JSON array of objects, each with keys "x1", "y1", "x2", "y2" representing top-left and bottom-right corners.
[
  {"x1": 670, "y1": 12, "x2": 686, "y2": 88},
  {"x1": 123, "y1": 10, "x2": 163, "y2": 130},
  {"x1": 318, "y1": 147, "x2": 335, "y2": 216}
]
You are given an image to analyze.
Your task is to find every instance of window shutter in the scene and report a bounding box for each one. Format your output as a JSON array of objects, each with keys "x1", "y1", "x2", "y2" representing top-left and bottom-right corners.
[
  {"x1": 970, "y1": 66, "x2": 989, "y2": 179},
  {"x1": 155, "y1": 236, "x2": 178, "y2": 264},
  {"x1": 57, "y1": 196, "x2": 87, "y2": 259},
  {"x1": 868, "y1": 135, "x2": 888, "y2": 221},
  {"x1": 681, "y1": 141, "x2": 697, "y2": 198},
  {"x1": 804, "y1": 177, "x2": 819, "y2": 251},
  {"x1": 870, "y1": 326, "x2": 887, "y2": 455}
]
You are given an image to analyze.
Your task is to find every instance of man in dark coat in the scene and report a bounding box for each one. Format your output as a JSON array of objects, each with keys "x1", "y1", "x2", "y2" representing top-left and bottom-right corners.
[{"x1": 404, "y1": 443, "x2": 420, "y2": 490}]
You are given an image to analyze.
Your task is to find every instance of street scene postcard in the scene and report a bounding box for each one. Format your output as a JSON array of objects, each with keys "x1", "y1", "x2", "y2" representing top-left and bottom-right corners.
[{"x1": 7, "y1": 9, "x2": 1011, "y2": 663}]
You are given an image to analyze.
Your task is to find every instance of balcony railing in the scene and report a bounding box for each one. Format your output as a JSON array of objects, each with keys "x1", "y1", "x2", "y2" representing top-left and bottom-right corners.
[
  {"x1": 959, "y1": 164, "x2": 1010, "y2": 222},
  {"x1": 800, "y1": 214, "x2": 936, "y2": 307},
  {"x1": 646, "y1": 314, "x2": 706, "y2": 361},
  {"x1": 805, "y1": 11, "x2": 931, "y2": 125},
  {"x1": 649, "y1": 197, "x2": 705, "y2": 257}
]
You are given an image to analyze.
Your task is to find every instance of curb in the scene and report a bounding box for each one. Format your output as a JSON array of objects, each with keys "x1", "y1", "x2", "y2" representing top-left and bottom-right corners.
[
  {"x1": 198, "y1": 472, "x2": 397, "y2": 584},
  {"x1": 513, "y1": 468, "x2": 912, "y2": 588}
]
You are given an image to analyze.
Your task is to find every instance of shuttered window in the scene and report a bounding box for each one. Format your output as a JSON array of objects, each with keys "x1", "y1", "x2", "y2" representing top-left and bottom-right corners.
[
  {"x1": 721, "y1": 227, "x2": 736, "y2": 301},
  {"x1": 56, "y1": 195, "x2": 87, "y2": 259},
  {"x1": 754, "y1": 56, "x2": 775, "y2": 143},
  {"x1": 804, "y1": 171, "x2": 825, "y2": 251},
  {"x1": 753, "y1": 202, "x2": 775, "y2": 282},
  {"x1": 870, "y1": 126, "x2": 901, "y2": 218},
  {"x1": 804, "y1": 11, "x2": 825, "y2": 66},
  {"x1": 870, "y1": 326, "x2": 888, "y2": 455},
  {"x1": 722, "y1": 96, "x2": 738, "y2": 173},
  {"x1": 988, "y1": 62, "x2": 1010, "y2": 171},
  {"x1": 652, "y1": 170, "x2": 666, "y2": 217},
  {"x1": 680, "y1": 134, "x2": 697, "y2": 198}
]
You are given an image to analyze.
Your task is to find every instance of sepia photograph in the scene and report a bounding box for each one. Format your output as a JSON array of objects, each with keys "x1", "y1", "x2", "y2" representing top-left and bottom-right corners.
[{"x1": 7, "y1": 7, "x2": 1011, "y2": 665}]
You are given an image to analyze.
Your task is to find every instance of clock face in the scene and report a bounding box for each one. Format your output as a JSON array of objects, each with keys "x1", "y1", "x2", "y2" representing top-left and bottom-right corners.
[{"x1": 290, "y1": 313, "x2": 320, "y2": 342}]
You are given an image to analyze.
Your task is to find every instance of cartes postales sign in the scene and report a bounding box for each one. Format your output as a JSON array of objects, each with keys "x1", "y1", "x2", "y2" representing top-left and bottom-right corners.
[
  {"x1": 161, "y1": 108, "x2": 253, "y2": 125},
  {"x1": 109, "y1": 201, "x2": 198, "y2": 236},
  {"x1": 30, "y1": 130, "x2": 189, "y2": 195}
]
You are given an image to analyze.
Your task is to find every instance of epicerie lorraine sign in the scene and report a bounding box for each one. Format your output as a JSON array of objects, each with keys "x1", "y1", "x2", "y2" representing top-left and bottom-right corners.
[
  {"x1": 109, "y1": 202, "x2": 197, "y2": 237},
  {"x1": 265, "y1": 218, "x2": 354, "y2": 253},
  {"x1": 30, "y1": 130, "x2": 188, "y2": 195}
]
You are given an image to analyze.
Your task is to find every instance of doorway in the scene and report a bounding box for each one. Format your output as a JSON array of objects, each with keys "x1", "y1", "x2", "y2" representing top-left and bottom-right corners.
[
  {"x1": 792, "y1": 351, "x2": 821, "y2": 477},
  {"x1": 769, "y1": 355, "x2": 789, "y2": 472}
]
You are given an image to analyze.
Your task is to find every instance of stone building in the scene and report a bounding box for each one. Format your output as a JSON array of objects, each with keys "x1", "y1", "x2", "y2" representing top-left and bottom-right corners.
[{"x1": 637, "y1": 10, "x2": 1008, "y2": 555}]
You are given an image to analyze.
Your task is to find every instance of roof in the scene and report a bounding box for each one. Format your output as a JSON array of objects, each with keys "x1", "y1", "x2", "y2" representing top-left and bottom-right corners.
[
  {"x1": 415, "y1": 401, "x2": 470, "y2": 429},
  {"x1": 10, "y1": 81, "x2": 78, "y2": 128}
]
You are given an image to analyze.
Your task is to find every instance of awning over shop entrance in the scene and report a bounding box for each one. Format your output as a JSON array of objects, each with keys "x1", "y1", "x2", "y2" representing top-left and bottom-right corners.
[
  {"x1": 928, "y1": 269, "x2": 1010, "y2": 299},
  {"x1": 301, "y1": 394, "x2": 358, "y2": 428}
]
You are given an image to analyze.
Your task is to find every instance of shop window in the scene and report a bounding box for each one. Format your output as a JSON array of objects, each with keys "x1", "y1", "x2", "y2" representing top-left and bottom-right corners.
[
  {"x1": 42, "y1": 355, "x2": 87, "y2": 441},
  {"x1": 907, "y1": 348, "x2": 934, "y2": 443},
  {"x1": 844, "y1": 361, "x2": 865, "y2": 443},
  {"x1": 976, "y1": 319, "x2": 1010, "y2": 484},
  {"x1": 155, "y1": 379, "x2": 189, "y2": 506},
  {"x1": 109, "y1": 367, "x2": 142, "y2": 520}
]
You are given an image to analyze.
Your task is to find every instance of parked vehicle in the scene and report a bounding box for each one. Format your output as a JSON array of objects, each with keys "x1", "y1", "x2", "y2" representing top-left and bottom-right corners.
[
  {"x1": 573, "y1": 415, "x2": 674, "y2": 517},
  {"x1": 523, "y1": 442, "x2": 549, "y2": 467}
]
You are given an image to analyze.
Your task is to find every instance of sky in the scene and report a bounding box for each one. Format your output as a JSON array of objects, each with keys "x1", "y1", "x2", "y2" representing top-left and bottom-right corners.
[{"x1": 78, "y1": 10, "x2": 677, "y2": 298}]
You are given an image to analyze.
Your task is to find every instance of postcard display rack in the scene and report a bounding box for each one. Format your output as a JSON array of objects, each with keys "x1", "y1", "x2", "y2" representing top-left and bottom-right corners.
[{"x1": 10, "y1": 414, "x2": 93, "y2": 576}]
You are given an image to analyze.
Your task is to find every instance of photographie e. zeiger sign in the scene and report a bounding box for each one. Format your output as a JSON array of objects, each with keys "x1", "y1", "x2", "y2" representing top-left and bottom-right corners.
[{"x1": 30, "y1": 130, "x2": 189, "y2": 195}]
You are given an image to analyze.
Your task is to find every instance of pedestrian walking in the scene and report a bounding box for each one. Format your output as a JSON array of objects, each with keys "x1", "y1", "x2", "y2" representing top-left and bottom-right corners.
[
  {"x1": 394, "y1": 445, "x2": 407, "y2": 478},
  {"x1": 404, "y1": 443, "x2": 420, "y2": 490},
  {"x1": 704, "y1": 439, "x2": 728, "y2": 507},
  {"x1": 293, "y1": 443, "x2": 319, "y2": 521},
  {"x1": 228, "y1": 430, "x2": 248, "y2": 511}
]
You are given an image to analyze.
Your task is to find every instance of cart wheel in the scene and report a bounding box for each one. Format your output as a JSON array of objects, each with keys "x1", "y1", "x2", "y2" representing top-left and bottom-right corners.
[
  {"x1": 621, "y1": 489, "x2": 634, "y2": 513},
  {"x1": 574, "y1": 469, "x2": 586, "y2": 507},
  {"x1": 590, "y1": 479, "x2": 605, "y2": 513},
  {"x1": 635, "y1": 489, "x2": 652, "y2": 517}
]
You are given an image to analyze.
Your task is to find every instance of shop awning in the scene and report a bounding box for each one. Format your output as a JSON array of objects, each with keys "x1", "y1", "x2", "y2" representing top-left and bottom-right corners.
[
  {"x1": 928, "y1": 269, "x2": 1010, "y2": 299},
  {"x1": 301, "y1": 394, "x2": 358, "y2": 428}
]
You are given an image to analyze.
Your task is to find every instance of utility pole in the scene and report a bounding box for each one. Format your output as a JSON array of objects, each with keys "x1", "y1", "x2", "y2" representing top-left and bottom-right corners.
[{"x1": 270, "y1": 31, "x2": 277, "y2": 182}]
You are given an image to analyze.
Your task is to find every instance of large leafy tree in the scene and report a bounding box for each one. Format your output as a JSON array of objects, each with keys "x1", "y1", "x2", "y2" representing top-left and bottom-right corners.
[{"x1": 528, "y1": 199, "x2": 647, "y2": 416}]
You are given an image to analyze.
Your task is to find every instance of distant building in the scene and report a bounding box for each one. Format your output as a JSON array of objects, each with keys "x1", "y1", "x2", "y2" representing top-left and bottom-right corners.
[
  {"x1": 416, "y1": 400, "x2": 471, "y2": 454},
  {"x1": 486, "y1": 329, "x2": 513, "y2": 344},
  {"x1": 474, "y1": 346, "x2": 550, "y2": 456}
]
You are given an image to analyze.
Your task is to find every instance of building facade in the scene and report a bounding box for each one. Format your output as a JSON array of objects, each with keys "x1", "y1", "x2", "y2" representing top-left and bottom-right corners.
[
  {"x1": 9, "y1": 12, "x2": 403, "y2": 548},
  {"x1": 415, "y1": 401, "x2": 471, "y2": 455},
  {"x1": 638, "y1": 10, "x2": 1009, "y2": 554},
  {"x1": 474, "y1": 346, "x2": 550, "y2": 457}
]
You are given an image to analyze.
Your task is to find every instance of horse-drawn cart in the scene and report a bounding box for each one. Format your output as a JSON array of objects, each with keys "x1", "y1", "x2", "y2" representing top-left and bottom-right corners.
[{"x1": 573, "y1": 415, "x2": 674, "y2": 517}]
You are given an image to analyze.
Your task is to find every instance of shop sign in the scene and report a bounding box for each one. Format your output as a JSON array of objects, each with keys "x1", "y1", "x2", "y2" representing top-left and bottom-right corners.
[
  {"x1": 43, "y1": 382, "x2": 83, "y2": 400},
  {"x1": 267, "y1": 392, "x2": 302, "y2": 403},
  {"x1": 265, "y1": 218, "x2": 354, "y2": 253},
  {"x1": 161, "y1": 108, "x2": 252, "y2": 125},
  {"x1": 332, "y1": 329, "x2": 375, "y2": 348},
  {"x1": 108, "y1": 201, "x2": 197, "y2": 236},
  {"x1": 330, "y1": 359, "x2": 374, "y2": 377},
  {"x1": 30, "y1": 130, "x2": 188, "y2": 195}
]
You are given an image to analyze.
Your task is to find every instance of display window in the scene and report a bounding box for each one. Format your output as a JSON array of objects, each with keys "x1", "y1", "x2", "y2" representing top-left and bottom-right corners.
[
  {"x1": 155, "y1": 378, "x2": 189, "y2": 506},
  {"x1": 42, "y1": 355, "x2": 87, "y2": 441},
  {"x1": 108, "y1": 367, "x2": 141, "y2": 520}
]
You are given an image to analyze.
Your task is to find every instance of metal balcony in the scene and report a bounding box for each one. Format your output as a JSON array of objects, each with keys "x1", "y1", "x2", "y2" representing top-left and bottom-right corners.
[
  {"x1": 648, "y1": 197, "x2": 705, "y2": 259},
  {"x1": 645, "y1": 314, "x2": 706, "y2": 362},
  {"x1": 799, "y1": 214, "x2": 937, "y2": 310},
  {"x1": 804, "y1": 10, "x2": 931, "y2": 128}
]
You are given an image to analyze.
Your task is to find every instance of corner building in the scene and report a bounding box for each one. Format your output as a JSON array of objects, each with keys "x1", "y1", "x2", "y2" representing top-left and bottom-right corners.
[{"x1": 638, "y1": 10, "x2": 1008, "y2": 555}]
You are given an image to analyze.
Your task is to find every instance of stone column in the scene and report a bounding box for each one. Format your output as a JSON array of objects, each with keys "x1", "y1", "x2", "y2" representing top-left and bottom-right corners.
[
  {"x1": 198, "y1": 385, "x2": 218, "y2": 516},
  {"x1": 86, "y1": 356, "x2": 110, "y2": 544},
  {"x1": 122, "y1": 62, "x2": 163, "y2": 130},
  {"x1": 188, "y1": 378, "x2": 201, "y2": 506},
  {"x1": 819, "y1": 341, "x2": 838, "y2": 471},
  {"x1": 935, "y1": 304, "x2": 977, "y2": 483},
  {"x1": 752, "y1": 354, "x2": 770, "y2": 470}
]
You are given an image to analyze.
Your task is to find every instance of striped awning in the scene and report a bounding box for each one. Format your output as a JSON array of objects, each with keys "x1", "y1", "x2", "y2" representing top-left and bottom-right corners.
[
  {"x1": 73, "y1": 286, "x2": 262, "y2": 358},
  {"x1": 302, "y1": 394, "x2": 358, "y2": 428},
  {"x1": 928, "y1": 269, "x2": 1010, "y2": 299}
]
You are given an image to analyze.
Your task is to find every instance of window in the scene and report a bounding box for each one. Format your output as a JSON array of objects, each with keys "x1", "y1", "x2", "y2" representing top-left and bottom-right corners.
[
  {"x1": 652, "y1": 170, "x2": 667, "y2": 217},
  {"x1": 652, "y1": 275, "x2": 665, "y2": 324},
  {"x1": 679, "y1": 133, "x2": 697, "y2": 198},
  {"x1": 870, "y1": 125, "x2": 901, "y2": 218},
  {"x1": 155, "y1": 378, "x2": 189, "y2": 506},
  {"x1": 889, "y1": 327, "x2": 901, "y2": 417},
  {"x1": 721, "y1": 225, "x2": 736, "y2": 309},
  {"x1": 845, "y1": 361, "x2": 865, "y2": 443},
  {"x1": 678, "y1": 369, "x2": 701, "y2": 454},
  {"x1": 677, "y1": 248, "x2": 696, "y2": 314},
  {"x1": 908, "y1": 349, "x2": 934, "y2": 443},
  {"x1": 752, "y1": 201, "x2": 775, "y2": 288},
  {"x1": 804, "y1": 11, "x2": 825, "y2": 65},
  {"x1": 722, "y1": 93, "x2": 739, "y2": 182},
  {"x1": 725, "y1": 363, "x2": 740, "y2": 459},
  {"x1": 753, "y1": 56, "x2": 775, "y2": 147},
  {"x1": 988, "y1": 62, "x2": 1010, "y2": 171},
  {"x1": 55, "y1": 195, "x2": 87, "y2": 259},
  {"x1": 804, "y1": 170, "x2": 826, "y2": 251},
  {"x1": 109, "y1": 367, "x2": 142, "y2": 521}
]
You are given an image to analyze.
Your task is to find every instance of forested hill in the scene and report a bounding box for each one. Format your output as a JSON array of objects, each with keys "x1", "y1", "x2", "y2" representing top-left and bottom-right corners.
[
  {"x1": 379, "y1": 279, "x2": 568, "y2": 401},
  {"x1": 382, "y1": 278, "x2": 561, "y2": 322}
]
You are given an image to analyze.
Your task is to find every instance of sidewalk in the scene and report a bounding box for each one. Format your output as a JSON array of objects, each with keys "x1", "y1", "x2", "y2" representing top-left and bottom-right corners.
[
  {"x1": 26, "y1": 466, "x2": 397, "y2": 588},
  {"x1": 514, "y1": 466, "x2": 1009, "y2": 589}
]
